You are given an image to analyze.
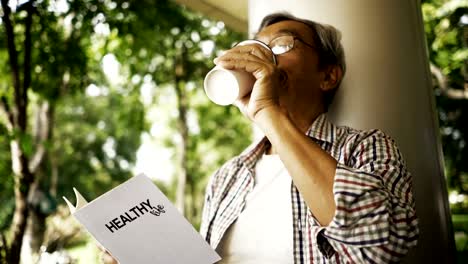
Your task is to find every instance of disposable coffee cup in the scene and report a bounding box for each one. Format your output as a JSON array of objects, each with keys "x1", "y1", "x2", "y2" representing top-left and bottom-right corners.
[{"x1": 204, "y1": 40, "x2": 276, "y2": 105}]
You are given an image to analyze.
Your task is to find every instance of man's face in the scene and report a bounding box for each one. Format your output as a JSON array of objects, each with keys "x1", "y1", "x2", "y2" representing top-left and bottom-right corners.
[{"x1": 255, "y1": 20, "x2": 326, "y2": 113}]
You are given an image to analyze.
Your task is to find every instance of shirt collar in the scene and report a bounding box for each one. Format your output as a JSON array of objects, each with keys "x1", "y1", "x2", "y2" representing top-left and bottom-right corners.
[
  {"x1": 305, "y1": 113, "x2": 336, "y2": 144},
  {"x1": 236, "y1": 113, "x2": 336, "y2": 170},
  {"x1": 236, "y1": 136, "x2": 269, "y2": 170}
]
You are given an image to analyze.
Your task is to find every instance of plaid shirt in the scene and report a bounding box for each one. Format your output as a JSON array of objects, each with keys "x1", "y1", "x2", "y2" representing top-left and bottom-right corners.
[{"x1": 200, "y1": 113, "x2": 418, "y2": 263}]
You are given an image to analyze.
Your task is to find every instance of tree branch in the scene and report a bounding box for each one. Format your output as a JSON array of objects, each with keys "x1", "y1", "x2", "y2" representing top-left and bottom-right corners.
[
  {"x1": 1, "y1": 0, "x2": 23, "y2": 129},
  {"x1": 0, "y1": 96, "x2": 14, "y2": 132},
  {"x1": 29, "y1": 101, "x2": 49, "y2": 173},
  {"x1": 22, "y1": 1, "x2": 34, "y2": 115},
  {"x1": 174, "y1": 46, "x2": 189, "y2": 215},
  {"x1": 0, "y1": 231, "x2": 8, "y2": 262},
  {"x1": 430, "y1": 63, "x2": 468, "y2": 99}
]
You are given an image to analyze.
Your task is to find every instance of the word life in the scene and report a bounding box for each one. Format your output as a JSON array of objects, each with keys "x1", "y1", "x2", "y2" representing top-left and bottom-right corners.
[{"x1": 105, "y1": 198, "x2": 166, "y2": 233}]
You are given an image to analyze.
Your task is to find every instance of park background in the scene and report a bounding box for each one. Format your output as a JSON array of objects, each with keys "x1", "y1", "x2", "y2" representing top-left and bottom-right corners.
[{"x1": 0, "y1": 0, "x2": 466, "y2": 263}]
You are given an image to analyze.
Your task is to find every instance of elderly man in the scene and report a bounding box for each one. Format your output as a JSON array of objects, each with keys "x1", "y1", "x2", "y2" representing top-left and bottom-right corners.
[{"x1": 200, "y1": 12, "x2": 418, "y2": 263}]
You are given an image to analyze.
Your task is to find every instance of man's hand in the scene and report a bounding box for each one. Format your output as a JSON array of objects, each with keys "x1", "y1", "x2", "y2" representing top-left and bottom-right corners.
[
  {"x1": 98, "y1": 245, "x2": 119, "y2": 264},
  {"x1": 213, "y1": 43, "x2": 286, "y2": 121}
]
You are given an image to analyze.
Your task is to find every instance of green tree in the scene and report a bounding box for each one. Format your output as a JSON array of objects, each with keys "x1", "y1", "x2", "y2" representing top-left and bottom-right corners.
[
  {"x1": 0, "y1": 0, "x2": 146, "y2": 262},
  {"x1": 422, "y1": 0, "x2": 468, "y2": 200},
  {"x1": 0, "y1": 1, "x2": 57, "y2": 262},
  {"x1": 1, "y1": 0, "x2": 251, "y2": 263},
  {"x1": 422, "y1": 0, "x2": 468, "y2": 259}
]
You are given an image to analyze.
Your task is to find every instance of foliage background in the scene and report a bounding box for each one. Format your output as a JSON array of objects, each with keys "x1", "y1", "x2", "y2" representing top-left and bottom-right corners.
[
  {"x1": 0, "y1": 0, "x2": 250, "y2": 263},
  {"x1": 422, "y1": 0, "x2": 468, "y2": 262}
]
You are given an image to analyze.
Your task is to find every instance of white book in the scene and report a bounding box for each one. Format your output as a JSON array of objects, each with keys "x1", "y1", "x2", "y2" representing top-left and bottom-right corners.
[{"x1": 63, "y1": 173, "x2": 221, "y2": 264}]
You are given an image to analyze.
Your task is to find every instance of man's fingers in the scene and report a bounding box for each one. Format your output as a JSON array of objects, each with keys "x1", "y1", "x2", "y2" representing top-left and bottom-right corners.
[
  {"x1": 216, "y1": 44, "x2": 274, "y2": 65},
  {"x1": 218, "y1": 57, "x2": 277, "y2": 81},
  {"x1": 216, "y1": 51, "x2": 265, "y2": 65},
  {"x1": 97, "y1": 244, "x2": 119, "y2": 264},
  {"x1": 100, "y1": 250, "x2": 119, "y2": 264},
  {"x1": 232, "y1": 44, "x2": 274, "y2": 63}
]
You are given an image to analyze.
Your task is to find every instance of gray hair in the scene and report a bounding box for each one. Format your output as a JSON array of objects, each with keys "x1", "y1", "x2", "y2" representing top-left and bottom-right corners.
[{"x1": 257, "y1": 12, "x2": 346, "y2": 109}]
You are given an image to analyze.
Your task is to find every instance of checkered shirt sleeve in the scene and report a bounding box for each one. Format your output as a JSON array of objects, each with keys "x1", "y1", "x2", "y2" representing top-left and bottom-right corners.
[{"x1": 310, "y1": 129, "x2": 418, "y2": 263}]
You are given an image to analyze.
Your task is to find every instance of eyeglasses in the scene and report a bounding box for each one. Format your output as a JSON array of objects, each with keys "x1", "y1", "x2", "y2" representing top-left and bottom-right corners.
[{"x1": 267, "y1": 35, "x2": 316, "y2": 55}]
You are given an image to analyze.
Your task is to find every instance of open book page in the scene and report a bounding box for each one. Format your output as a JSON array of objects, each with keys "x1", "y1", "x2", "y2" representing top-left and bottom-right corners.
[{"x1": 63, "y1": 187, "x2": 88, "y2": 214}]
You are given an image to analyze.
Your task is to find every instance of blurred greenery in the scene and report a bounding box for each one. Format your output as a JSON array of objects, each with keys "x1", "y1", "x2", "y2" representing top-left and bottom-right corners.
[
  {"x1": 422, "y1": 0, "x2": 468, "y2": 262},
  {"x1": 0, "y1": 0, "x2": 466, "y2": 263},
  {"x1": 0, "y1": 0, "x2": 249, "y2": 263}
]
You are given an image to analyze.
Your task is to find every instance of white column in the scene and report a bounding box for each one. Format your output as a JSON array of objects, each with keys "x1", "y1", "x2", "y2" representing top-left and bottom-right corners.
[{"x1": 249, "y1": 0, "x2": 454, "y2": 262}]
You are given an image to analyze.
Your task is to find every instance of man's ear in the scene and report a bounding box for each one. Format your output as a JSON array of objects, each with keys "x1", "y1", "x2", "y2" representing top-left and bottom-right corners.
[{"x1": 320, "y1": 65, "x2": 343, "y2": 92}]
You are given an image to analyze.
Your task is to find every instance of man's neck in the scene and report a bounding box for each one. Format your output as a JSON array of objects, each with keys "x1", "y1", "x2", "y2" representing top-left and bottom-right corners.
[
  {"x1": 290, "y1": 110, "x2": 324, "y2": 133},
  {"x1": 286, "y1": 99, "x2": 325, "y2": 129}
]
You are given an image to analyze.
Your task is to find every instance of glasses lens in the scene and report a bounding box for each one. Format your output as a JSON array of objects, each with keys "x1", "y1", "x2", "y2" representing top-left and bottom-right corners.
[{"x1": 270, "y1": 35, "x2": 294, "y2": 55}]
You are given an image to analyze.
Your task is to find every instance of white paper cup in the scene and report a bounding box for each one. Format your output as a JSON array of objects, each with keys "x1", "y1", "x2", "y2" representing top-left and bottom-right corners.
[
  {"x1": 204, "y1": 66, "x2": 255, "y2": 105},
  {"x1": 204, "y1": 40, "x2": 276, "y2": 105}
]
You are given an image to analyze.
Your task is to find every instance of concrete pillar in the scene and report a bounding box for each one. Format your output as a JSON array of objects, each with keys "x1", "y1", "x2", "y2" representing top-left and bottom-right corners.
[{"x1": 249, "y1": 0, "x2": 454, "y2": 262}]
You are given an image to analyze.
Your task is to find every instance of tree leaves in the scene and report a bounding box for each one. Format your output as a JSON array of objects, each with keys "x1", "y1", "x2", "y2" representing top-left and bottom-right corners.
[
  {"x1": 423, "y1": 0, "x2": 468, "y2": 196},
  {"x1": 0, "y1": 1, "x2": 251, "y2": 259}
]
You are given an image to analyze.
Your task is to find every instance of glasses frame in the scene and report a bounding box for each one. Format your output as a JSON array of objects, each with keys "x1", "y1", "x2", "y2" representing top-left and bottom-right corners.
[
  {"x1": 232, "y1": 34, "x2": 316, "y2": 64},
  {"x1": 266, "y1": 35, "x2": 316, "y2": 55}
]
